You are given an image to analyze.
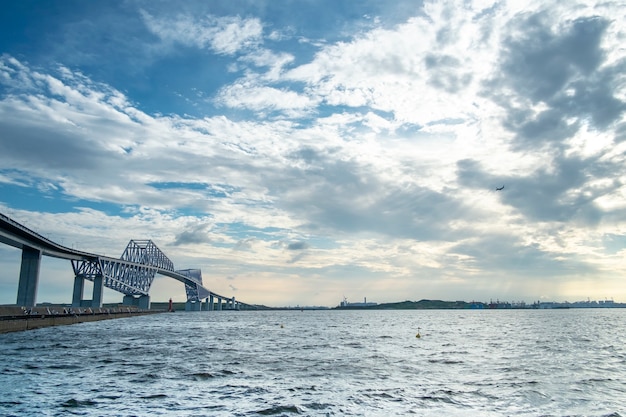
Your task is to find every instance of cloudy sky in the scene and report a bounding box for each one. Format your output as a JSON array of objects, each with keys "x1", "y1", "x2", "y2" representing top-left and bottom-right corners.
[{"x1": 1, "y1": 0, "x2": 625, "y2": 307}]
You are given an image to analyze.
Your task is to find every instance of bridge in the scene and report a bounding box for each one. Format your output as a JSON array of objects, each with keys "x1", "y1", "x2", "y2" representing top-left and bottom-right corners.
[{"x1": 0, "y1": 212, "x2": 254, "y2": 311}]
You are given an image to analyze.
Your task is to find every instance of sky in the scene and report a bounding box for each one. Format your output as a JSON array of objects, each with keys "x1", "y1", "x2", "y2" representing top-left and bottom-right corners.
[{"x1": 1, "y1": 0, "x2": 625, "y2": 307}]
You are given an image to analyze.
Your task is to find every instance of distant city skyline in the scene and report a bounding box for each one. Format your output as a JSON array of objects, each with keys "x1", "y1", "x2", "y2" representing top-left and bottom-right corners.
[{"x1": 1, "y1": 0, "x2": 626, "y2": 307}]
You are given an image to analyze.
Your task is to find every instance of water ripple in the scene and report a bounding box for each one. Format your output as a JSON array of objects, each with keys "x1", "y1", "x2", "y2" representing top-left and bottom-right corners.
[{"x1": 1, "y1": 309, "x2": 625, "y2": 416}]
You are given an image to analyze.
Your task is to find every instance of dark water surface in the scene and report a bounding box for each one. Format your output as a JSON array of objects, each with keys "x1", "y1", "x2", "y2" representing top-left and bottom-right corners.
[{"x1": 1, "y1": 309, "x2": 625, "y2": 416}]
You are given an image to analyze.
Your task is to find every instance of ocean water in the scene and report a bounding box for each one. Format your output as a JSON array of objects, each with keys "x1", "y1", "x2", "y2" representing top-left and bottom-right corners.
[{"x1": 0, "y1": 309, "x2": 625, "y2": 416}]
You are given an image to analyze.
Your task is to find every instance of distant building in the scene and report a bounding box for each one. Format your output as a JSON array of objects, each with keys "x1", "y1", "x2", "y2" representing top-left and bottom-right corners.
[{"x1": 339, "y1": 297, "x2": 378, "y2": 308}]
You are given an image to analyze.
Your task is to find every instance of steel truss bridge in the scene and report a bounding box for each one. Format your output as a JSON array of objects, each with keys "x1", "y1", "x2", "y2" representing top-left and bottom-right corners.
[{"x1": 0, "y1": 212, "x2": 253, "y2": 310}]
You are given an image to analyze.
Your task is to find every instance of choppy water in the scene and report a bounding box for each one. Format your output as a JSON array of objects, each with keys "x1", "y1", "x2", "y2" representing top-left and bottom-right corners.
[{"x1": 1, "y1": 309, "x2": 625, "y2": 416}]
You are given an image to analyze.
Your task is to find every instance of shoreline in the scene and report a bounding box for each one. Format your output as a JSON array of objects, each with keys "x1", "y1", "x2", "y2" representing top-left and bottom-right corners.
[{"x1": 0, "y1": 306, "x2": 164, "y2": 334}]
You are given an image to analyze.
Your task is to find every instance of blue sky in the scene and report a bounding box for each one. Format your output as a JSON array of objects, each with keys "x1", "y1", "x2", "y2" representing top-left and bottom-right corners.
[{"x1": 1, "y1": 0, "x2": 626, "y2": 307}]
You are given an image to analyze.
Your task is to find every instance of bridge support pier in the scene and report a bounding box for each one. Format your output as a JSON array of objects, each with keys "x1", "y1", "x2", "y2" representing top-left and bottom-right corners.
[
  {"x1": 185, "y1": 301, "x2": 201, "y2": 311},
  {"x1": 138, "y1": 295, "x2": 150, "y2": 310},
  {"x1": 122, "y1": 295, "x2": 134, "y2": 308},
  {"x1": 16, "y1": 246, "x2": 42, "y2": 307},
  {"x1": 92, "y1": 275, "x2": 103, "y2": 308},
  {"x1": 123, "y1": 295, "x2": 150, "y2": 310},
  {"x1": 209, "y1": 294, "x2": 214, "y2": 311},
  {"x1": 217, "y1": 297, "x2": 223, "y2": 310},
  {"x1": 71, "y1": 275, "x2": 104, "y2": 308},
  {"x1": 72, "y1": 276, "x2": 84, "y2": 307}
]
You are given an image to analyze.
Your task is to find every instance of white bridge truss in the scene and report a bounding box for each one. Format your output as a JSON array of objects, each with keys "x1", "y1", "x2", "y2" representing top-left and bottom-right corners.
[
  {"x1": 71, "y1": 240, "x2": 205, "y2": 301},
  {"x1": 177, "y1": 268, "x2": 210, "y2": 301}
]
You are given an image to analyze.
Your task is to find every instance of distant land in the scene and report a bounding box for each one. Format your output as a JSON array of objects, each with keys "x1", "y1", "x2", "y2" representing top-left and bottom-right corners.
[
  {"x1": 334, "y1": 299, "x2": 626, "y2": 310},
  {"x1": 151, "y1": 298, "x2": 626, "y2": 311}
]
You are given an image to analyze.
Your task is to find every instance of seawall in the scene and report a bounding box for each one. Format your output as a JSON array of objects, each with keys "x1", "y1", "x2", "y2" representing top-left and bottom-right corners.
[{"x1": 0, "y1": 306, "x2": 164, "y2": 334}]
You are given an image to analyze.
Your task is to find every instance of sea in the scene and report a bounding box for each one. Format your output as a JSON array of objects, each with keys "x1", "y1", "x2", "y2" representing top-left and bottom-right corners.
[{"x1": 0, "y1": 309, "x2": 625, "y2": 417}]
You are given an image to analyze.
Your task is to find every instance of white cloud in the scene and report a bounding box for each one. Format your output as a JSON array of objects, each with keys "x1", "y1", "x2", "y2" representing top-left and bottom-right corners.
[
  {"x1": 216, "y1": 83, "x2": 316, "y2": 116},
  {"x1": 140, "y1": 11, "x2": 263, "y2": 55},
  {"x1": 283, "y1": 11, "x2": 487, "y2": 126},
  {"x1": 239, "y1": 48, "x2": 295, "y2": 81}
]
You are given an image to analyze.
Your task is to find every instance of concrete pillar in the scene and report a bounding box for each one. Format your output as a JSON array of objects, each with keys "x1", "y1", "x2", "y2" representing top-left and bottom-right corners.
[
  {"x1": 122, "y1": 295, "x2": 150, "y2": 309},
  {"x1": 122, "y1": 295, "x2": 135, "y2": 306},
  {"x1": 91, "y1": 275, "x2": 104, "y2": 308},
  {"x1": 137, "y1": 295, "x2": 150, "y2": 310},
  {"x1": 16, "y1": 246, "x2": 42, "y2": 307},
  {"x1": 185, "y1": 301, "x2": 201, "y2": 311},
  {"x1": 72, "y1": 276, "x2": 85, "y2": 307},
  {"x1": 217, "y1": 297, "x2": 223, "y2": 310},
  {"x1": 209, "y1": 294, "x2": 214, "y2": 311}
]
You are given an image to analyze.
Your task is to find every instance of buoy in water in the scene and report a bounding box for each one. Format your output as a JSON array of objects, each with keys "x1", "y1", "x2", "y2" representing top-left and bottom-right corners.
[{"x1": 416, "y1": 327, "x2": 421, "y2": 338}]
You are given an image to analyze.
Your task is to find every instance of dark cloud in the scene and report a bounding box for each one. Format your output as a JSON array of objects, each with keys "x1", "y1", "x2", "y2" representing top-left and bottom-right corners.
[
  {"x1": 455, "y1": 159, "x2": 492, "y2": 189},
  {"x1": 503, "y1": 158, "x2": 603, "y2": 224},
  {"x1": 277, "y1": 149, "x2": 469, "y2": 241},
  {"x1": 287, "y1": 147, "x2": 325, "y2": 165},
  {"x1": 457, "y1": 154, "x2": 620, "y2": 225},
  {"x1": 0, "y1": 103, "x2": 110, "y2": 172},
  {"x1": 234, "y1": 237, "x2": 255, "y2": 251},
  {"x1": 505, "y1": 107, "x2": 580, "y2": 149},
  {"x1": 502, "y1": 14, "x2": 608, "y2": 101},
  {"x1": 286, "y1": 241, "x2": 309, "y2": 250},
  {"x1": 287, "y1": 251, "x2": 307, "y2": 264},
  {"x1": 173, "y1": 223, "x2": 212, "y2": 245},
  {"x1": 552, "y1": 71, "x2": 626, "y2": 129},
  {"x1": 485, "y1": 13, "x2": 626, "y2": 150},
  {"x1": 451, "y1": 232, "x2": 595, "y2": 276},
  {"x1": 424, "y1": 53, "x2": 472, "y2": 93}
]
